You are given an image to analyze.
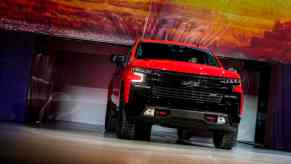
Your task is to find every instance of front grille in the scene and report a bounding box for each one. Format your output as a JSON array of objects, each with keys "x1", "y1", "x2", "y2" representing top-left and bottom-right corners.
[
  {"x1": 149, "y1": 70, "x2": 231, "y2": 91},
  {"x1": 152, "y1": 86, "x2": 223, "y2": 103}
]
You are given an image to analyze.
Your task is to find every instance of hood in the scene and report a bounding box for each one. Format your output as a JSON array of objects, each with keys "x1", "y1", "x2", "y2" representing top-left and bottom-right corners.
[{"x1": 130, "y1": 59, "x2": 240, "y2": 79}]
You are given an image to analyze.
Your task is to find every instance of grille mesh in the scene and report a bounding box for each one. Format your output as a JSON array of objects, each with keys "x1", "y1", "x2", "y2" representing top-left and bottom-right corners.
[{"x1": 152, "y1": 86, "x2": 223, "y2": 103}]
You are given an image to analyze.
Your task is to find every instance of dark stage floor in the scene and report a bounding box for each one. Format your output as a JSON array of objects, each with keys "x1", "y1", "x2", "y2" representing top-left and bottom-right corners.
[{"x1": 0, "y1": 122, "x2": 290, "y2": 164}]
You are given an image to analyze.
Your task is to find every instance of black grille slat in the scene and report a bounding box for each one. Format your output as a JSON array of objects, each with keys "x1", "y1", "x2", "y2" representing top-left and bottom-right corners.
[
  {"x1": 154, "y1": 87, "x2": 220, "y2": 100},
  {"x1": 150, "y1": 70, "x2": 231, "y2": 91},
  {"x1": 153, "y1": 86, "x2": 223, "y2": 103},
  {"x1": 154, "y1": 93, "x2": 220, "y2": 103},
  {"x1": 146, "y1": 70, "x2": 232, "y2": 105}
]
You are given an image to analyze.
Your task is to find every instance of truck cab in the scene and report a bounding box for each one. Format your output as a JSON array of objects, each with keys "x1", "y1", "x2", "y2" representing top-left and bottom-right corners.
[{"x1": 105, "y1": 38, "x2": 243, "y2": 149}]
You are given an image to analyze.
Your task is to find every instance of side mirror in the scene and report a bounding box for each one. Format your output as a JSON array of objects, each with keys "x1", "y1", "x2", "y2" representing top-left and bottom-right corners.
[{"x1": 111, "y1": 54, "x2": 128, "y2": 65}]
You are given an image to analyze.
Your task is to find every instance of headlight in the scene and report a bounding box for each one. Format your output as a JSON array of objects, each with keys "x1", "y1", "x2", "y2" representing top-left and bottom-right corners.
[
  {"x1": 130, "y1": 67, "x2": 150, "y2": 83},
  {"x1": 131, "y1": 72, "x2": 144, "y2": 83}
]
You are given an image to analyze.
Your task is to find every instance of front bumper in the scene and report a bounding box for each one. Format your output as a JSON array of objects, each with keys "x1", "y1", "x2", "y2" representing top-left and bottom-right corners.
[
  {"x1": 125, "y1": 83, "x2": 241, "y2": 131},
  {"x1": 142, "y1": 106, "x2": 237, "y2": 132}
]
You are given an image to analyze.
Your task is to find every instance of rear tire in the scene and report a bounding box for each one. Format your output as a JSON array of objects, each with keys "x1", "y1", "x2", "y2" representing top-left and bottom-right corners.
[{"x1": 213, "y1": 128, "x2": 238, "y2": 150}]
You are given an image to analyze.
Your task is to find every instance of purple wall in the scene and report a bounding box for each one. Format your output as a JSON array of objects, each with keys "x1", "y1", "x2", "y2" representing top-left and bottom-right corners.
[
  {"x1": 0, "y1": 31, "x2": 34, "y2": 122},
  {"x1": 265, "y1": 64, "x2": 291, "y2": 151}
]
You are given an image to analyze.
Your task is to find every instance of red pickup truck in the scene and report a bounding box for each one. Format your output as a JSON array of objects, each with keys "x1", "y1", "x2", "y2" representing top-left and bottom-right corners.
[{"x1": 105, "y1": 39, "x2": 243, "y2": 149}]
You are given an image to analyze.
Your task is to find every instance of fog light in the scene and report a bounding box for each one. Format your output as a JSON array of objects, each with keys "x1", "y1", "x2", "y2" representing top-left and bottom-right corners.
[
  {"x1": 217, "y1": 116, "x2": 226, "y2": 124},
  {"x1": 144, "y1": 107, "x2": 155, "y2": 117}
]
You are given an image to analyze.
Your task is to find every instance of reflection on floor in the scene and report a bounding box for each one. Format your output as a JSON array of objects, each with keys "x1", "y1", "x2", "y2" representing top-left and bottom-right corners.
[{"x1": 0, "y1": 121, "x2": 290, "y2": 164}]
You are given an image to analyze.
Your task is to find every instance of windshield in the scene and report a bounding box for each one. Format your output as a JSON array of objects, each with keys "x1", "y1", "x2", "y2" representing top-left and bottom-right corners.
[{"x1": 135, "y1": 42, "x2": 220, "y2": 67}]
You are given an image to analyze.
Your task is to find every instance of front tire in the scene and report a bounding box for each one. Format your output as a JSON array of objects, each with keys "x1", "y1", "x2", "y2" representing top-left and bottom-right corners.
[
  {"x1": 213, "y1": 129, "x2": 238, "y2": 149},
  {"x1": 115, "y1": 89, "x2": 136, "y2": 139},
  {"x1": 116, "y1": 108, "x2": 136, "y2": 139},
  {"x1": 115, "y1": 86, "x2": 151, "y2": 141},
  {"x1": 177, "y1": 128, "x2": 192, "y2": 140},
  {"x1": 135, "y1": 122, "x2": 152, "y2": 141}
]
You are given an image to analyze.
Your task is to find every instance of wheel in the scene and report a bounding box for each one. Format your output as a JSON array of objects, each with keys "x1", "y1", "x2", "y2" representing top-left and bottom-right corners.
[
  {"x1": 105, "y1": 99, "x2": 116, "y2": 132},
  {"x1": 213, "y1": 128, "x2": 238, "y2": 150},
  {"x1": 177, "y1": 128, "x2": 192, "y2": 140},
  {"x1": 116, "y1": 89, "x2": 136, "y2": 139},
  {"x1": 116, "y1": 108, "x2": 136, "y2": 139},
  {"x1": 135, "y1": 122, "x2": 152, "y2": 141}
]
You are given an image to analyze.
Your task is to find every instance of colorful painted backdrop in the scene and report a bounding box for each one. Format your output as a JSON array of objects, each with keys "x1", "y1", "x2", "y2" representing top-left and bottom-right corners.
[{"x1": 0, "y1": 0, "x2": 291, "y2": 62}]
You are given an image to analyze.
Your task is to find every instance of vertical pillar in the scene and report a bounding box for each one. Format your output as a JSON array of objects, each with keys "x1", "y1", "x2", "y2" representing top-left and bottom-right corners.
[{"x1": 265, "y1": 64, "x2": 291, "y2": 150}]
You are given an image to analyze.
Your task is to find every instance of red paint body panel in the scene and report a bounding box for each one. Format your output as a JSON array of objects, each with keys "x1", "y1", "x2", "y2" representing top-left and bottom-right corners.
[{"x1": 129, "y1": 59, "x2": 239, "y2": 79}]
